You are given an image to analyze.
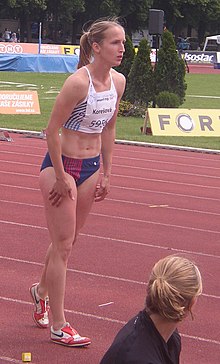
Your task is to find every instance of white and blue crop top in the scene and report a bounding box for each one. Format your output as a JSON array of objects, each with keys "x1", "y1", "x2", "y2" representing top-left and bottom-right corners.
[{"x1": 63, "y1": 66, "x2": 118, "y2": 133}]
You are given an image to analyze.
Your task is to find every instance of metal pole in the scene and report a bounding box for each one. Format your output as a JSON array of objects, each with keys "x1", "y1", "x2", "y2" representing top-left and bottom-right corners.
[{"x1": 38, "y1": 22, "x2": 42, "y2": 54}]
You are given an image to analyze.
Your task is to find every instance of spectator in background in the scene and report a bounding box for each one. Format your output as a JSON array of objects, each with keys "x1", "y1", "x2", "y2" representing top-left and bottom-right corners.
[
  {"x1": 3, "y1": 28, "x2": 11, "y2": 42},
  {"x1": 100, "y1": 255, "x2": 202, "y2": 364},
  {"x1": 16, "y1": 28, "x2": 20, "y2": 42},
  {"x1": 9, "y1": 32, "x2": 18, "y2": 43}
]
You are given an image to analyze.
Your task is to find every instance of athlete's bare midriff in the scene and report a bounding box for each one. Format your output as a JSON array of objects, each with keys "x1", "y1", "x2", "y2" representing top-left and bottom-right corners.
[{"x1": 60, "y1": 127, "x2": 101, "y2": 159}]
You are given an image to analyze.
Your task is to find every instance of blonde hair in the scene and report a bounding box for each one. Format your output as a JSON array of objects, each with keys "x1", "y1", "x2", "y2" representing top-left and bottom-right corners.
[
  {"x1": 146, "y1": 255, "x2": 202, "y2": 322},
  {"x1": 77, "y1": 18, "x2": 124, "y2": 69}
]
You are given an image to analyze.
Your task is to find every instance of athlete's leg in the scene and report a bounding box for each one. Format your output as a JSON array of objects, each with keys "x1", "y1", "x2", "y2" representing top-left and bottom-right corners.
[
  {"x1": 37, "y1": 166, "x2": 100, "y2": 330},
  {"x1": 75, "y1": 169, "x2": 100, "y2": 235},
  {"x1": 38, "y1": 167, "x2": 77, "y2": 330},
  {"x1": 37, "y1": 243, "x2": 52, "y2": 299}
]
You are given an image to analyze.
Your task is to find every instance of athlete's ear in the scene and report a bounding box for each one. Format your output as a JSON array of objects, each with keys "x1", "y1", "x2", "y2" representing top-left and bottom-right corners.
[{"x1": 92, "y1": 42, "x2": 101, "y2": 54}]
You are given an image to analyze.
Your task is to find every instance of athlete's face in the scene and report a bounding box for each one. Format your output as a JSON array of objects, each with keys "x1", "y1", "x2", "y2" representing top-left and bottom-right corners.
[{"x1": 94, "y1": 26, "x2": 126, "y2": 67}]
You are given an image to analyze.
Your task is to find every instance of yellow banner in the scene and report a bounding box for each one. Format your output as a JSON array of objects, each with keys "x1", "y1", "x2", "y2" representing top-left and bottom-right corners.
[
  {"x1": 0, "y1": 91, "x2": 40, "y2": 114},
  {"x1": 148, "y1": 108, "x2": 220, "y2": 136},
  {"x1": 60, "y1": 45, "x2": 80, "y2": 56}
]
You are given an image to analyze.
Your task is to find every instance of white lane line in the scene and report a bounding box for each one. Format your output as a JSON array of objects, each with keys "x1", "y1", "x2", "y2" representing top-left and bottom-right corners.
[
  {"x1": 1, "y1": 208, "x2": 220, "y2": 236},
  {"x1": 98, "y1": 302, "x2": 114, "y2": 307},
  {"x1": 0, "y1": 219, "x2": 220, "y2": 259},
  {"x1": 1, "y1": 180, "x2": 220, "y2": 203},
  {"x1": 0, "y1": 296, "x2": 219, "y2": 346},
  {"x1": 0, "y1": 255, "x2": 219, "y2": 299},
  {"x1": 187, "y1": 94, "x2": 220, "y2": 99},
  {"x1": 3, "y1": 146, "x2": 220, "y2": 172},
  {"x1": 2, "y1": 157, "x2": 220, "y2": 181},
  {"x1": 0, "y1": 81, "x2": 37, "y2": 87},
  {"x1": 0, "y1": 356, "x2": 36, "y2": 364},
  {"x1": 2, "y1": 198, "x2": 220, "y2": 219}
]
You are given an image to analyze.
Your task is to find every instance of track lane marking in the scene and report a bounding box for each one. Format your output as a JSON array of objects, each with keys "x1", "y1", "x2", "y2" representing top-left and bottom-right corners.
[
  {"x1": 0, "y1": 255, "x2": 219, "y2": 299},
  {"x1": 0, "y1": 296, "x2": 219, "y2": 346},
  {"x1": 0, "y1": 219, "x2": 220, "y2": 259}
]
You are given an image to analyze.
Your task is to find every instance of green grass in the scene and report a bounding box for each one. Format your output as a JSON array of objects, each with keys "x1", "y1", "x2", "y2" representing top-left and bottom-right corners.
[
  {"x1": 182, "y1": 74, "x2": 220, "y2": 109},
  {"x1": 0, "y1": 72, "x2": 68, "y2": 130},
  {"x1": 0, "y1": 72, "x2": 220, "y2": 150}
]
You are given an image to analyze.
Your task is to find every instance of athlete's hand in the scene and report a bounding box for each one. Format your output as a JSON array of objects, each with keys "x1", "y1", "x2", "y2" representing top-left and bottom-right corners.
[
  {"x1": 95, "y1": 176, "x2": 110, "y2": 202},
  {"x1": 49, "y1": 177, "x2": 74, "y2": 206}
]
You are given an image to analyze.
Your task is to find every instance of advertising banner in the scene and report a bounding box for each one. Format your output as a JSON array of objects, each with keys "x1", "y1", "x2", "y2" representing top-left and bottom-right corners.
[
  {"x1": 0, "y1": 42, "x2": 217, "y2": 64},
  {"x1": 0, "y1": 42, "x2": 38, "y2": 54},
  {"x1": 182, "y1": 50, "x2": 217, "y2": 64},
  {"x1": 0, "y1": 91, "x2": 40, "y2": 114},
  {"x1": 148, "y1": 108, "x2": 220, "y2": 136},
  {"x1": 0, "y1": 42, "x2": 80, "y2": 56},
  {"x1": 60, "y1": 45, "x2": 80, "y2": 56}
]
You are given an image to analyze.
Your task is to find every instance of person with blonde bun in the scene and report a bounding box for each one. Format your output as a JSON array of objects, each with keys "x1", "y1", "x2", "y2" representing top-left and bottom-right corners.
[
  {"x1": 100, "y1": 255, "x2": 202, "y2": 363},
  {"x1": 29, "y1": 18, "x2": 126, "y2": 347}
]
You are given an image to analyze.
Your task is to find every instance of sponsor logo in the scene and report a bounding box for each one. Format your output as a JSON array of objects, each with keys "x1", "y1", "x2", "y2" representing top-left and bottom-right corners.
[
  {"x1": 33, "y1": 289, "x2": 40, "y2": 304},
  {"x1": 96, "y1": 97, "x2": 110, "y2": 102},
  {"x1": 148, "y1": 109, "x2": 220, "y2": 136},
  {"x1": 0, "y1": 43, "x2": 23, "y2": 54},
  {"x1": 183, "y1": 51, "x2": 215, "y2": 63},
  {"x1": 53, "y1": 331, "x2": 64, "y2": 338},
  {"x1": 176, "y1": 113, "x2": 195, "y2": 132}
]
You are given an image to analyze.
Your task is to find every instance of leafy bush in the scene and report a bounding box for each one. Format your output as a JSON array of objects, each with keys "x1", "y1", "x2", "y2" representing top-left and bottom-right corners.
[
  {"x1": 118, "y1": 100, "x2": 146, "y2": 117},
  {"x1": 155, "y1": 91, "x2": 181, "y2": 108}
]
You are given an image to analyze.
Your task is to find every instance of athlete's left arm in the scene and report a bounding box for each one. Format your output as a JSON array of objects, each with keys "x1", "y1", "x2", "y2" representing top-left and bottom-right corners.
[{"x1": 95, "y1": 72, "x2": 126, "y2": 202}]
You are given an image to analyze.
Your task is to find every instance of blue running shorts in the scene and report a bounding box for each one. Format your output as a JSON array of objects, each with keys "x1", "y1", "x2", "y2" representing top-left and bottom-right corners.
[{"x1": 40, "y1": 152, "x2": 100, "y2": 187}]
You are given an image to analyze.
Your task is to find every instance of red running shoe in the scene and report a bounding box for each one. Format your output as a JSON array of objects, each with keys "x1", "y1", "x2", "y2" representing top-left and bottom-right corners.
[
  {"x1": 30, "y1": 283, "x2": 49, "y2": 328},
  {"x1": 51, "y1": 322, "x2": 91, "y2": 347}
]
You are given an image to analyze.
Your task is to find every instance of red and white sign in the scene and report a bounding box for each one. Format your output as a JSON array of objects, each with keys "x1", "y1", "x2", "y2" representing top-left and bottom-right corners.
[
  {"x1": 0, "y1": 91, "x2": 41, "y2": 114},
  {"x1": 0, "y1": 42, "x2": 80, "y2": 56}
]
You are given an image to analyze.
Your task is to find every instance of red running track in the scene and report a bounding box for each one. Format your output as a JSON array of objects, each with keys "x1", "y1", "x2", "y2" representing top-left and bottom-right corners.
[
  {"x1": 0, "y1": 133, "x2": 220, "y2": 364},
  {"x1": 188, "y1": 63, "x2": 220, "y2": 74}
]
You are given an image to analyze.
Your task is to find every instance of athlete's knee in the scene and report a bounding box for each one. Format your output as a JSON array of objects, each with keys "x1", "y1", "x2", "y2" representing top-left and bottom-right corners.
[{"x1": 54, "y1": 235, "x2": 74, "y2": 263}]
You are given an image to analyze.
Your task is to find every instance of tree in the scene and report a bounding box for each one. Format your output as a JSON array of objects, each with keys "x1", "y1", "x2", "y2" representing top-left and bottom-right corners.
[
  {"x1": 1, "y1": 0, "x2": 220, "y2": 46},
  {"x1": 153, "y1": 29, "x2": 186, "y2": 105},
  {"x1": 182, "y1": 0, "x2": 220, "y2": 43},
  {"x1": 81, "y1": 0, "x2": 153, "y2": 36},
  {"x1": 80, "y1": 0, "x2": 119, "y2": 25},
  {"x1": 7, "y1": 0, "x2": 47, "y2": 42},
  {"x1": 126, "y1": 37, "x2": 154, "y2": 106},
  {"x1": 119, "y1": 0, "x2": 153, "y2": 37},
  {"x1": 152, "y1": 0, "x2": 220, "y2": 45},
  {"x1": 46, "y1": 0, "x2": 85, "y2": 43}
]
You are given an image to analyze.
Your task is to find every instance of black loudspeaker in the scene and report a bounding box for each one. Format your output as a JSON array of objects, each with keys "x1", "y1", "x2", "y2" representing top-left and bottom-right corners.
[{"x1": 149, "y1": 9, "x2": 164, "y2": 35}]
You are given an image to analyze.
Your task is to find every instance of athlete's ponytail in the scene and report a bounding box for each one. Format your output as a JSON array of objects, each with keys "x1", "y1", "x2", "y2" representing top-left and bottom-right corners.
[{"x1": 77, "y1": 32, "x2": 92, "y2": 69}]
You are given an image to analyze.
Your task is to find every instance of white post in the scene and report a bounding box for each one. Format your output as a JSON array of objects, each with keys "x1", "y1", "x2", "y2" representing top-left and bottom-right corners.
[{"x1": 38, "y1": 22, "x2": 42, "y2": 54}]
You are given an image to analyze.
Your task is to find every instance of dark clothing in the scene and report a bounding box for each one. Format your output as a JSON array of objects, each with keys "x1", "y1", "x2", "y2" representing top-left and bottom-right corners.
[
  {"x1": 40, "y1": 152, "x2": 100, "y2": 187},
  {"x1": 100, "y1": 310, "x2": 181, "y2": 364}
]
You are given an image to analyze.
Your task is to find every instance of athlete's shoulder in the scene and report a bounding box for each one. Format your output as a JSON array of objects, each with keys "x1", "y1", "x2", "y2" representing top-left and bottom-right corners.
[
  {"x1": 64, "y1": 66, "x2": 89, "y2": 88},
  {"x1": 111, "y1": 68, "x2": 126, "y2": 83},
  {"x1": 111, "y1": 68, "x2": 126, "y2": 98},
  {"x1": 58, "y1": 66, "x2": 90, "y2": 103}
]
